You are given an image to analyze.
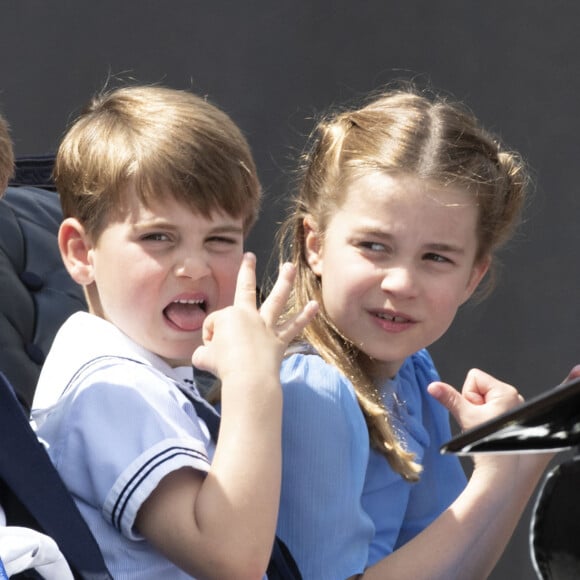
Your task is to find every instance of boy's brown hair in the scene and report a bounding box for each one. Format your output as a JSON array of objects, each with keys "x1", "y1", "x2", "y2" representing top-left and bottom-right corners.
[
  {"x1": 55, "y1": 85, "x2": 261, "y2": 240},
  {"x1": 0, "y1": 112, "x2": 14, "y2": 192}
]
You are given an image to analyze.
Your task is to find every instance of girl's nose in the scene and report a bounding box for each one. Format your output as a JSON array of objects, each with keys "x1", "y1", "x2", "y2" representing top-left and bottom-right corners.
[{"x1": 380, "y1": 266, "x2": 418, "y2": 297}]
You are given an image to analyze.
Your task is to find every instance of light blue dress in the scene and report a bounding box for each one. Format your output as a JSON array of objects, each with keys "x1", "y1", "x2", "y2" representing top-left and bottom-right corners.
[{"x1": 277, "y1": 348, "x2": 467, "y2": 580}]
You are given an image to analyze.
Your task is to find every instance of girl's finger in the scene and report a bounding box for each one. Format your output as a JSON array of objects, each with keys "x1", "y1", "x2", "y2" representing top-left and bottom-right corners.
[{"x1": 427, "y1": 381, "x2": 469, "y2": 425}]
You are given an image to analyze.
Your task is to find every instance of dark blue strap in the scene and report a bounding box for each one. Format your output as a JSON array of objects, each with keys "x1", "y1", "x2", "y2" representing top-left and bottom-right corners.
[
  {"x1": 0, "y1": 372, "x2": 112, "y2": 579},
  {"x1": 186, "y1": 383, "x2": 221, "y2": 441},
  {"x1": 266, "y1": 536, "x2": 303, "y2": 580}
]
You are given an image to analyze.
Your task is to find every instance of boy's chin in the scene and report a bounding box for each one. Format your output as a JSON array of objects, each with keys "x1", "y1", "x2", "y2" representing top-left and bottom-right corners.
[
  {"x1": 157, "y1": 336, "x2": 203, "y2": 368},
  {"x1": 158, "y1": 349, "x2": 199, "y2": 369},
  {"x1": 165, "y1": 358, "x2": 195, "y2": 368}
]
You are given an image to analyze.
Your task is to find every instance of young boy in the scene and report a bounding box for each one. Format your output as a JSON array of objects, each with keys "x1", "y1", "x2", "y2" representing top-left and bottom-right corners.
[{"x1": 30, "y1": 86, "x2": 316, "y2": 579}]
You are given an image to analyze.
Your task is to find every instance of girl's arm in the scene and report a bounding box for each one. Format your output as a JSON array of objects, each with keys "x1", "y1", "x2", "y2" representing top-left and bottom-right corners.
[
  {"x1": 357, "y1": 369, "x2": 552, "y2": 580},
  {"x1": 136, "y1": 255, "x2": 317, "y2": 579}
]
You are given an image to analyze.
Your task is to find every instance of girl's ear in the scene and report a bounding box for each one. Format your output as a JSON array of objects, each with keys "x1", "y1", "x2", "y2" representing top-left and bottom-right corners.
[
  {"x1": 303, "y1": 216, "x2": 323, "y2": 276},
  {"x1": 58, "y1": 218, "x2": 95, "y2": 286},
  {"x1": 462, "y1": 255, "x2": 491, "y2": 303}
]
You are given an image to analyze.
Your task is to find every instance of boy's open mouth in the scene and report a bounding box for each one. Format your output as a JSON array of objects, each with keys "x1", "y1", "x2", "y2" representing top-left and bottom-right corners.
[{"x1": 163, "y1": 299, "x2": 207, "y2": 331}]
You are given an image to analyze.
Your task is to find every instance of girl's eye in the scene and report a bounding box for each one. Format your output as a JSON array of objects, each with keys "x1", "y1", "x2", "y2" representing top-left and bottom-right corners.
[
  {"x1": 359, "y1": 241, "x2": 386, "y2": 252},
  {"x1": 424, "y1": 252, "x2": 452, "y2": 264},
  {"x1": 142, "y1": 232, "x2": 170, "y2": 242}
]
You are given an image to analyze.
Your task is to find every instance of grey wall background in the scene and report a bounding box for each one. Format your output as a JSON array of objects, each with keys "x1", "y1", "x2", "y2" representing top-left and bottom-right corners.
[{"x1": 2, "y1": 1, "x2": 578, "y2": 578}]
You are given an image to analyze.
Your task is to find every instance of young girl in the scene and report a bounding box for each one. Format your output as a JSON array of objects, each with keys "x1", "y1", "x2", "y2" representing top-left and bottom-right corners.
[{"x1": 275, "y1": 88, "x2": 556, "y2": 579}]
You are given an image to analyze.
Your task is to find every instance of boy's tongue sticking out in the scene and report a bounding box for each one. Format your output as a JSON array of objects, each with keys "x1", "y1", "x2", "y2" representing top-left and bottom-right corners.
[{"x1": 164, "y1": 300, "x2": 206, "y2": 331}]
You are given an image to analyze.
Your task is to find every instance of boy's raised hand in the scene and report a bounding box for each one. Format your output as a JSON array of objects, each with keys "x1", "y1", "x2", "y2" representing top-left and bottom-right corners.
[{"x1": 191, "y1": 252, "x2": 317, "y2": 381}]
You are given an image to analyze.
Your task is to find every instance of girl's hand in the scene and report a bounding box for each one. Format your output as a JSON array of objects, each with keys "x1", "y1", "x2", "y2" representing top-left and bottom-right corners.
[
  {"x1": 563, "y1": 364, "x2": 580, "y2": 383},
  {"x1": 427, "y1": 368, "x2": 523, "y2": 433},
  {"x1": 428, "y1": 364, "x2": 580, "y2": 434}
]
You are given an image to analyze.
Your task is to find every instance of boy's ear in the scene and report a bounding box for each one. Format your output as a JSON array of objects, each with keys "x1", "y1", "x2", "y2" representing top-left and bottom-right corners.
[
  {"x1": 58, "y1": 218, "x2": 95, "y2": 285},
  {"x1": 303, "y1": 216, "x2": 323, "y2": 276},
  {"x1": 462, "y1": 255, "x2": 491, "y2": 303}
]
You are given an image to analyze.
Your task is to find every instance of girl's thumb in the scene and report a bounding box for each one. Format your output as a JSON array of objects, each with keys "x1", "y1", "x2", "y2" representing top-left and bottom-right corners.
[{"x1": 427, "y1": 381, "x2": 465, "y2": 423}]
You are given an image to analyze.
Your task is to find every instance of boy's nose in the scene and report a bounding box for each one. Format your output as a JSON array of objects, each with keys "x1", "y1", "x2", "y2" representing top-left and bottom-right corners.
[
  {"x1": 175, "y1": 254, "x2": 211, "y2": 279},
  {"x1": 380, "y1": 266, "x2": 418, "y2": 297}
]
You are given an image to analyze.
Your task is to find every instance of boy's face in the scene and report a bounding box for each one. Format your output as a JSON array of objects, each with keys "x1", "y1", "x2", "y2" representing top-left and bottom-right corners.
[{"x1": 85, "y1": 185, "x2": 245, "y2": 366}]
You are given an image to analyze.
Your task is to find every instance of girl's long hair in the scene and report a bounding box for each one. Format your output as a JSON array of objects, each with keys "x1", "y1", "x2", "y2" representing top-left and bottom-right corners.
[{"x1": 278, "y1": 88, "x2": 529, "y2": 481}]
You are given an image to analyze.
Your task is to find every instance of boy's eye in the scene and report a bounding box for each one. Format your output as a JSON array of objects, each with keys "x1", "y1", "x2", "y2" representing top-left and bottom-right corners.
[
  {"x1": 206, "y1": 234, "x2": 243, "y2": 249},
  {"x1": 205, "y1": 234, "x2": 243, "y2": 253},
  {"x1": 208, "y1": 236, "x2": 237, "y2": 244}
]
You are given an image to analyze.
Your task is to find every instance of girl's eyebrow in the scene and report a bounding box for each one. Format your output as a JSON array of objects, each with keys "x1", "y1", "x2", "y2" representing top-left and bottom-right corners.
[
  {"x1": 358, "y1": 227, "x2": 466, "y2": 255},
  {"x1": 357, "y1": 225, "x2": 394, "y2": 239},
  {"x1": 424, "y1": 242, "x2": 465, "y2": 255}
]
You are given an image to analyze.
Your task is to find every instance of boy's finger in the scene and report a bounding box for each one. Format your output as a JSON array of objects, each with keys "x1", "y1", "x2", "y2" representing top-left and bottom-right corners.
[
  {"x1": 276, "y1": 300, "x2": 318, "y2": 343},
  {"x1": 233, "y1": 253, "x2": 257, "y2": 308},
  {"x1": 202, "y1": 312, "x2": 216, "y2": 344},
  {"x1": 191, "y1": 345, "x2": 206, "y2": 369},
  {"x1": 260, "y1": 263, "x2": 296, "y2": 326}
]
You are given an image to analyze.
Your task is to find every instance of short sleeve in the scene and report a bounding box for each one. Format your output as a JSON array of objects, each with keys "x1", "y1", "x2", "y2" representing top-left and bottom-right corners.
[
  {"x1": 277, "y1": 354, "x2": 374, "y2": 580},
  {"x1": 394, "y1": 350, "x2": 467, "y2": 547},
  {"x1": 40, "y1": 362, "x2": 211, "y2": 540}
]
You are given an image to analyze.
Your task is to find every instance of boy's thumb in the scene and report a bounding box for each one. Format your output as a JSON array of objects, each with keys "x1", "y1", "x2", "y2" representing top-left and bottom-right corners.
[{"x1": 191, "y1": 345, "x2": 210, "y2": 372}]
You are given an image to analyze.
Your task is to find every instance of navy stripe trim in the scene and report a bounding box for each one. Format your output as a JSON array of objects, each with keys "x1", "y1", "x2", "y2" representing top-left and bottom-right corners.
[
  {"x1": 63, "y1": 355, "x2": 151, "y2": 398},
  {"x1": 111, "y1": 446, "x2": 209, "y2": 531},
  {"x1": 61, "y1": 355, "x2": 209, "y2": 531}
]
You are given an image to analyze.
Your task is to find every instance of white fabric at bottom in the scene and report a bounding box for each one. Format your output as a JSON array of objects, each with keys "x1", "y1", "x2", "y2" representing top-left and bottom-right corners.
[{"x1": 0, "y1": 526, "x2": 74, "y2": 579}]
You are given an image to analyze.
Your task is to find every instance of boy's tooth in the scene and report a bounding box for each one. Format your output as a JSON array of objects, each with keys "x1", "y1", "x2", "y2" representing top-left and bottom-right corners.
[{"x1": 174, "y1": 298, "x2": 203, "y2": 305}]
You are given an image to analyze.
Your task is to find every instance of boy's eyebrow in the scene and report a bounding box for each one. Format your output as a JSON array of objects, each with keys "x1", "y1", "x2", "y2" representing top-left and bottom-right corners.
[
  {"x1": 208, "y1": 224, "x2": 245, "y2": 235},
  {"x1": 135, "y1": 218, "x2": 244, "y2": 235}
]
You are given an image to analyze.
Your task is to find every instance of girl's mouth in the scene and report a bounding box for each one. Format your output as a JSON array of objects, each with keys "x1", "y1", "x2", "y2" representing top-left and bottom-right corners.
[{"x1": 375, "y1": 312, "x2": 411, "y2": 323}]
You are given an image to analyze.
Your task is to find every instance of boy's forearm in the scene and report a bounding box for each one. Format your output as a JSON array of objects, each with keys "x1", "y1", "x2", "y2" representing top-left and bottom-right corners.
[{"x1": 196, "y1": 374, "x2": 283, "y2": 576}]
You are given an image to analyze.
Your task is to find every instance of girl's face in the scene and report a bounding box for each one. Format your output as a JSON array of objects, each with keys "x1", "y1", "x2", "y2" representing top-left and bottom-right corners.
[{"x1": 305, "y1": 172, "x2": 489, "y2": 380}]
